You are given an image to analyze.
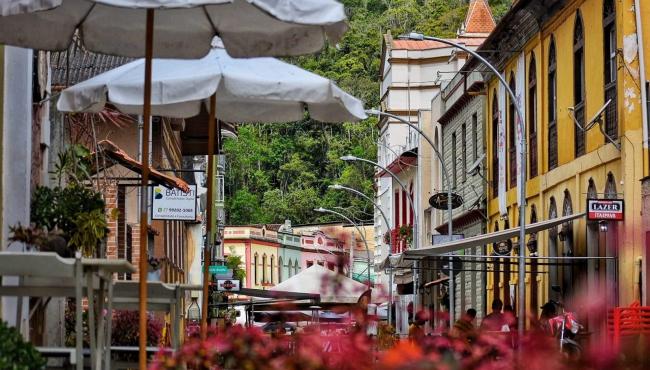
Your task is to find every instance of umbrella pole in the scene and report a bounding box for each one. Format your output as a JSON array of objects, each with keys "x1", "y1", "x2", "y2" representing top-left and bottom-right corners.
[
  {"x1": 201, "y1": 93, "x2": 217, "y2": 339},
  {"x1": 139, "y1": 8, "x2": 154, "y2": 370}
]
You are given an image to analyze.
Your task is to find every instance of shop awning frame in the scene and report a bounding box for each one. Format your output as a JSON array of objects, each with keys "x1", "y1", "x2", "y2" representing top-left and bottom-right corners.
[{"x1": 404, "y1": 212, "x2": 585, "y2": 258}]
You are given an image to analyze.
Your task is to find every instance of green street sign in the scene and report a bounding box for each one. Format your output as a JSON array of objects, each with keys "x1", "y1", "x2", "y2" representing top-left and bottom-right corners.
[{"x1": 209, "y1": 265, "x2": 229, "y2": 274}]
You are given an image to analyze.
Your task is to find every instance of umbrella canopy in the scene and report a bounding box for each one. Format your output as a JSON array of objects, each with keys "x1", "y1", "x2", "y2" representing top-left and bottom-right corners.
[
  {"x1": 270, "y1": 264, "x2": 369, "y2": 304},
  {"x1": 0, "y1": 0, "x2": 348, "y2": 58},
  {"x1": 57, "y1": 44, "x2": 367, "y2": 123}
]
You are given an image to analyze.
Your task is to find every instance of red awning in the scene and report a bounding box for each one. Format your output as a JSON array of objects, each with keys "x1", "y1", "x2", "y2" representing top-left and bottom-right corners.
[
  {"x1": 375, "y1": 149, "x2": 417, "y2": 178},
  {"x1": 93, "y1": 140, "x2": 190, "y2": 192}
]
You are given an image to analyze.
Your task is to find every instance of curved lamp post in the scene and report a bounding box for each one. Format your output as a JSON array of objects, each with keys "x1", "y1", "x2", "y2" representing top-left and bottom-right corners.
[
  {"x1": 404, "y1": 32, "x2": 527, "y2": 341},
  {"x1": 341, "y1": 155, "x2": 420, "y2": 311},
  {"x1": 314, "y1": 207, "x2": 372, "y2": 284},
  {"x1": 329, "y1": 184, "x2": 394, "y2": 325},
  {"x1": 366, "y1": 108, "x2": 458, "y2": 322}
]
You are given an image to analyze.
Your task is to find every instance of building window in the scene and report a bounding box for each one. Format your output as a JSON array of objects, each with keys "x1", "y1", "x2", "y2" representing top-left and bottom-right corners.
[
  {"x1": 548, "y1": 37, "x2": 558, "y2": 170},
  {"x1": 472, "y1": 113, "x2": 479, "y2": 162},
  {"x1": 492, "y1": 90, "x2": 499, "y2": 197},
  {"x1": 452, "y1": 132, "x2": 457, "y2": 188},
  {"x1": 262, "y1": 254, "x2": 267, "y2": 283},
  {"x1": 574, "y1": 11, "x2": 586, "y2": 157},
  {"x1": 307, "y1": 260, "x2": 313, "y2": 268},
  {"x1": 603, "y1": 0, "x2": 618, "y2": 140},
  {"x1": 508, "y1": 72, "x2": 517, "y2": 189},
  {"x1": 462, "y1": 123, "x2": 467, "y2": 183},
  {"x1": 528, "y1": 53, "x2": 538, "y2": 178},
  {"x1": 492, "y1": 221, "x2": 501, "y2": 299},
  {"x1": 270, "y1": 255, "x2": 275, "y2": 284},
  {"x1": 278, "y1": 256, "x2": 283, "y2": 282},
  {"x1": 254, "y1": 253, "x2": 259, "y2": 285},
  {"x1": 605, "y1": 172, "x2": 617, "y2": 199}
]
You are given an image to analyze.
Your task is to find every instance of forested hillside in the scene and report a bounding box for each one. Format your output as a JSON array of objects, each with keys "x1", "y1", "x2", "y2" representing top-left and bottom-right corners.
[{"x1": 223, "y1": 0, "x2": 511, "y2": 225}]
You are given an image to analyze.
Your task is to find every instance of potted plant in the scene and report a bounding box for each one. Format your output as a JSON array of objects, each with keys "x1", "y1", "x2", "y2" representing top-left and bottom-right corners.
[{"x1": 147, "y1": 256, "x2": 162, "y2": 281}]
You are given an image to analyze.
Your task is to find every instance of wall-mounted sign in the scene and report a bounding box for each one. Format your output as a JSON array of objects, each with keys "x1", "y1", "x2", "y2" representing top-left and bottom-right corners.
[
  {"x1": 216, "y1": 279, "x2": 241, "y2": 292},
  {"x1": 152, "y1": 185, "x2": 197, "y2": 221},
  {"x1": 493, "y1": 239, "x2": 512, "y2": 256},
  {"x1": 587, "y1": 199, "x2": 624, "y2": 221},
  {"x1": 432, "y1": 234, "x2": 463, "y2": 245}
]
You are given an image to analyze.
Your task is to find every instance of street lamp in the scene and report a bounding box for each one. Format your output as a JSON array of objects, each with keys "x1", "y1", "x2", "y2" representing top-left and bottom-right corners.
[
  {"x1": 404, "y1": 31, "x2": 527, "y2": 341},
  {"x1": 329, "y1": 184, "x2": 394, "y2": 326},
  {"x1": 314, "y1": 207, "x2": 372, "y2": 284},
  {"x1": 340, "y1": 155, "x2": 421, "y2": 311},
  {"x1": 365, "y1": 108, "x2": 459, "y2": 323}
]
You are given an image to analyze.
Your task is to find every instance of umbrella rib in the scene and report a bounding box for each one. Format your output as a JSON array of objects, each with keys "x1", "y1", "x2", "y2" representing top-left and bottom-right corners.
[
  {"x1": 74, "y1": 3, "x2": 96, "y2": 37},
  {"x1": 201, "y1": 6, "x2": 219, "y2": 37}
]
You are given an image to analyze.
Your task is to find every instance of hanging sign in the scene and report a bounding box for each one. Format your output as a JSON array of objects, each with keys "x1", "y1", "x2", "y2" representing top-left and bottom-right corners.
[
  {"x1": 493, "y1": 239, "x2": 513, "y2": 256},
  {"x1": 152, "y1": 185, "x2": 197, "y2": 221},
  {"x1": 216, "y1": 279, "x2": 241, "y2": 292},
  {"x1": 587, "y1": 199, "x2": 624, "y2": 221}
]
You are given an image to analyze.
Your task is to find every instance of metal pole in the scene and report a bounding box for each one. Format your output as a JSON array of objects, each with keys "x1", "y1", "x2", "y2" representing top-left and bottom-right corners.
[
  {"x1": 366, "y1": 110, "x2": 455, "y2": 324},
  {"x1": 138, "y1": 9, "x2": 154, "y2": 369},
  {"x1": 314, "y1": 207, "x2": 371, "y2": 284},
  {"x1": 408, "y1": 32, "x2": 527, "y2": 342},
  {"x1": 329, "y1": 184, "x2": 394, "y2": 325}
]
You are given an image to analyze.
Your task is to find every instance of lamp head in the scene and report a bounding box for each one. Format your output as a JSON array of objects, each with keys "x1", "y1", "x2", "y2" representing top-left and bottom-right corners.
[
  {"x1": 365, "y1": 109, "x2": 381, "y2": 116},
  {"x1": 340, "y1": 155, "x2": 358, "y2": 162},
  {"x1": 314, "y1": 207, "x2": 327, "y2": 213},
  {"x1": 329, "y1": 184, "x2": 343, "y2": 190}
]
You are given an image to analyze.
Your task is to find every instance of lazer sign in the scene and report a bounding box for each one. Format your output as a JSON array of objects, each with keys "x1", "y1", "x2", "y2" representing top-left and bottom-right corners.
[
  {"x1": 587, "y1": 199, "x2": 624, "y2": 221},
  {"x1": 152, "y1": 185, "x2": 197, "y2": 221},
  {"x1": 216, "y1": 279, "x2": 241, "y2": 292}
]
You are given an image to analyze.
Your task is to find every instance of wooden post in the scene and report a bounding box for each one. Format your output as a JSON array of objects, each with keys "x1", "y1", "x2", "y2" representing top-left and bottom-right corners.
[
  {"x1": 139, "y1": 8, "x2": 155, "y2": 370},
  {"x1": 201, "y1": 94, "x2": 217, "y2": 339}
]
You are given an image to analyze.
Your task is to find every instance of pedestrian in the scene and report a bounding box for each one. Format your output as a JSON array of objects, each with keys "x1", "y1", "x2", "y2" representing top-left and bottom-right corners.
[
  {"x1": 408, "y1": 311, "x2": 425, "y2": 343},
  {"x1": 480, "y1": 298, "x2": 506, "y2": 332},
  {"x1": 503, "y1": 304, "x2": 517, "y2": 332},
  {"x1": 451, "y1": 308, "x2": 478, "y2": 343}
]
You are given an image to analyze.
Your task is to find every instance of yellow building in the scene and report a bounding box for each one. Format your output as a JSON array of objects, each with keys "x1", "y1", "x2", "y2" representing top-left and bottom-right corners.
[{"x1": 480, "y1": 0, "x2": 650, "y2": 331}]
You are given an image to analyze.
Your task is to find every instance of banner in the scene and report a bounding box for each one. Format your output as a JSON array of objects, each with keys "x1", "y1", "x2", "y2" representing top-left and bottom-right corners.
[
  {"x1": 515, "y1": 52, "x2": 526, "y2": 205},
  {"x1": 152, "y1": 184, "x2": 197, "y2": 221},
  {"x1": 498, "y1": 75, "x2": 507, "y2": 216}
]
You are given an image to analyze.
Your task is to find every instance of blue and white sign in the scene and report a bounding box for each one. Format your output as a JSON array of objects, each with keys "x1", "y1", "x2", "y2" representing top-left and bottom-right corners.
[{"x1": 152, "y1": 185, "x2": 197, "y2": 221}]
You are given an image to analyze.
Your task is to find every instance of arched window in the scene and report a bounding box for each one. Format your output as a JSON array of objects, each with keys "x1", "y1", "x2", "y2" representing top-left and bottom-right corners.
[
  {"x1": 492, "y1": 90, "x2": 499, "y2": 197},
  {"x1": 530, "y1": 205, "x2": 539, "y2": 314},
  {"x1": 254, "y1": 253, "x2": 259, "y2": 285},
  {"x1": 605, "y1": 172, "x2": 617, "y2": 199},
  {"x1": 278, "y1": 256, "x2": 283, "y2": 282},
  {"x1": 561, "y1": 190, "x2": 575, "y2": 296},
  {"x1": 548, "y1": 197, "x2": 559, "y2": 295},
  {"x1": 262, "y1": 254, "x2": 267, "y2": 283},
  {"x1": 503, "y1": 218, "x2": 511, "y2": 306},
  {"x1": 461, "y1": 123, "x2": 467, "y2": 183},
  {"x1": 574, "y1": 11, "x2": 586, "y2": 157},
  {"x1": 604, "y1": 0, "x2": 618, "y2": 139},
  {"x1": 588, "y1": 178, "x2": 598, "y2": 199},
  {"x1": 508, "y1": 72, "x2": 517, "y2": 188},
  {"x1": 294, "y1": 260, "x2": 300, "y2": 275},
  {"x1": 452, "y1": 131, "x2": 458, "y2": 188},
  {"x1": 270, "y1": 255, "x2": 275, "y2": 284},
  {"x1": 493, "y1": 221, "x2": 501, "y2": 299},
  {"x1": 548, "y1": 37, "x2": 558, "y2": 170},
  {"x1": 528, "y1": 53, "x2": 538, "y2": 178}
]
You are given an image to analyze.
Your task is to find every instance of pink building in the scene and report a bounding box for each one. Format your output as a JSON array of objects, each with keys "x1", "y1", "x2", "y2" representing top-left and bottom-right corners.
[{"x1": 300, "y1": 231, "x2": 347, "y2": 274}]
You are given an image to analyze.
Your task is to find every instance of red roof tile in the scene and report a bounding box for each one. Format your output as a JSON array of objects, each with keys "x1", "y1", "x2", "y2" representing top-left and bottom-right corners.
[
  {"x1": 464, "y1": 0, "x2": 496, "y2": 34},
  {"x1": 391, "y1": 38, "x2": 485, "y2": 51}
]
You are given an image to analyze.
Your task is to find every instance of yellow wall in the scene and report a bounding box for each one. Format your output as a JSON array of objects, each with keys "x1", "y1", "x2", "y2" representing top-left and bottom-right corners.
[
  {"x1": 249, "y1": 242, "x2": 279, "y2": 289},
  {"x1": 485, "y1": 0, "x2": 647, "y2": 318}
]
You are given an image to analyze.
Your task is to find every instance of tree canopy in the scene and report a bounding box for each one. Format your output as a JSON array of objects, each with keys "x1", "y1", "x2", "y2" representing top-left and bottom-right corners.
[{"x1": 223, "y1": 0, "x2": 511, "y2": 225}]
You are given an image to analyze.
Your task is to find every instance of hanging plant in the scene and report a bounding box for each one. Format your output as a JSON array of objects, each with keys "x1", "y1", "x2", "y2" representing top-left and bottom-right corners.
[{"x1": 398, "y1": 224, "x2": 413, "y2": 246}]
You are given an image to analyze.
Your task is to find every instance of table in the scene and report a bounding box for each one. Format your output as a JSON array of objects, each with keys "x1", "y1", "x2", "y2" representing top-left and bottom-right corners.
[{"x1": 0, "y1": 252, "x2": 135, "y2": 370}]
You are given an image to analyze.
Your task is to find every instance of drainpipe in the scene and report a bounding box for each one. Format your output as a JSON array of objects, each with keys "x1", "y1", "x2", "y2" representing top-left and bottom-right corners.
[{"x1": 634, "y1": 0, "x2": 649, "y2": 172}]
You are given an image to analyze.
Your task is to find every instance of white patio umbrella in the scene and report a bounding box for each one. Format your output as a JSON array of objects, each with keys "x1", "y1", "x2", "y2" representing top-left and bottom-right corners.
[
  {"x1": 57, "y1": 40, "x2": 366, "y2": 351},
  {"x1": 57, "y1": 43, "x2": 366, "y2": 123},
  {"x1": 0, "y1": 0, "x2": 348, "y2": 58},
  {"x1": 0, "y1": 0, "x2": 349, "y2": 366}
]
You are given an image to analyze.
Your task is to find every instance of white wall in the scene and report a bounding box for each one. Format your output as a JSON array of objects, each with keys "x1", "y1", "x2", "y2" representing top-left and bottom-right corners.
[{"x1": 1, "y1": 46, "x2": 33, "y2": 332}]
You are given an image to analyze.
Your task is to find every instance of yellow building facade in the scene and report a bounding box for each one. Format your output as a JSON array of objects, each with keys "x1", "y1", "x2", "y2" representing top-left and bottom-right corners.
[{"x1": 483, "y1": 0, "x2": 650, "y2": 329}]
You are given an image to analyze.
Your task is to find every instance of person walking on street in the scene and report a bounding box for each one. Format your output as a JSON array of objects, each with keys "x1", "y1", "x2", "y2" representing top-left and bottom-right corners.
[
  {"x1": 480, "y1": 299, "x2": 506, "y2": 332},
  {"x1": 451, "y1": 308, "x2": 478, "y2": 343}
]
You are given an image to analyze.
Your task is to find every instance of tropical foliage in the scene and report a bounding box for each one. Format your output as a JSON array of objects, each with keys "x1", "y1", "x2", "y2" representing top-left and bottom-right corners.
[
  {"x1": 0, "y1": 321, "x2": 45, "y2": 370},
  {"x1": 224, "y1": 0, "x2": 512, "y2": 225}
]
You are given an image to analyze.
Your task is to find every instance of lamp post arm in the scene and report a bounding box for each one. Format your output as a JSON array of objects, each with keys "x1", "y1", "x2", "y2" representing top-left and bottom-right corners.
[
  {"x1": 315, "y1": 208, "x2": 372, "y2": 284},
  {"x1": 335, "y1": 185, "x2": 392, "y2": 232}
]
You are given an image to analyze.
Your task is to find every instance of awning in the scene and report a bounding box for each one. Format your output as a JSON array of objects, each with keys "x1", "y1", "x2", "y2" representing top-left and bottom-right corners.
[
  {"x1": 376, "y1": 253, "x2": 414, "y2": 271},
  {"x1": 93, "y1": 140, "x2": 190, "y2": 192},
  {"x1": 404, "y1": 212, "x2": 585, "y2": 258}
]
